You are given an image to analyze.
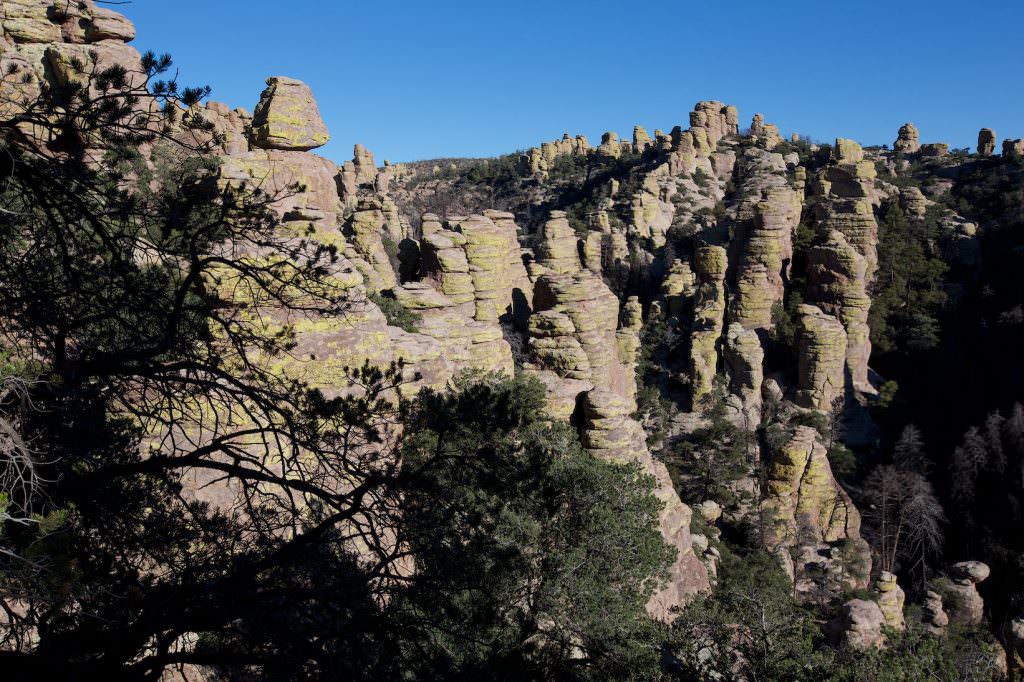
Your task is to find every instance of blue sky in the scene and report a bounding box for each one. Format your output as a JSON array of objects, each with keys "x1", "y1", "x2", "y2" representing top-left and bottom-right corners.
[{"x1": 124, "y1": 0, "x2": 1023, "y2": 164}]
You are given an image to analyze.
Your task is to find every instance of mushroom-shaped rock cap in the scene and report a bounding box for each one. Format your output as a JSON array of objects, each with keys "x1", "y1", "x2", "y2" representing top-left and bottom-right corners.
[
  {"x1": 951, "y1": 561, "x2": 990, "y2": 584},
  {"x1": 250, "y1": 77, "x2": 330, "y2": 151}
]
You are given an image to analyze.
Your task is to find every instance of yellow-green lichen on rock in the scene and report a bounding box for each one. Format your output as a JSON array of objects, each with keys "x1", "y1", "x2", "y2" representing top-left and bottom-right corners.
[
  {"x1": 795, "y1": 304, "x2": 846, "y2": 410},
  {"x1": 250, "y1": 76, "x2": 330, "y2": 151},
  {"x1": 689, "y1": 245, "x2": 727, "y2": 406}
]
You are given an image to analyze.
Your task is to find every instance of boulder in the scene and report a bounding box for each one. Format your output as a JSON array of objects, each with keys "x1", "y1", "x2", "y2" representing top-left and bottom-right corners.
[
  {"x1": 85, "y1": 5, "x2": 136, "y2": 42},
  {"x1": 919, "y1": 143, "x2": 949, "y2": 158},
  {"x1": 250, "y1": 76, "x2": 330, "y2": 151},
  {"x1": 2, "y1": 0, "x2": 62, "y2": 43},
  {"x1": 828, "y1": 599, "x2": 886, "y2": 650}
]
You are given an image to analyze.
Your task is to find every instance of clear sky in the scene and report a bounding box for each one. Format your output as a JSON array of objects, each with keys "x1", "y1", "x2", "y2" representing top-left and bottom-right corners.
[{"x1": 123, "y1": 0, "x2": 1023, "y2": 164}]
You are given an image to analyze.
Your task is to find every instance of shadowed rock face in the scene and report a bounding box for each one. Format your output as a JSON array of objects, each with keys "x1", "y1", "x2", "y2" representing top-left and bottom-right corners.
[{"x1": 977, "y1": 128, "x2": 997, "y2": 156}]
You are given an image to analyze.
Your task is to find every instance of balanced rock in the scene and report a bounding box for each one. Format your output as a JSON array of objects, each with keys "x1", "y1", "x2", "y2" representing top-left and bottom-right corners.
[
  {"x1": 250, "y1": 77, "x2": 330, "y2": 151},
  {"x1": 874, "y1": 572, "x2": 906, "y2": 631},
  {"x1": 894, "y1": 122, "x2": 920, "y2": 153},
  {"x1": 938, "y1": 560, "x2": 990, "y2": 625},
  {"x1": 977, "y1": 128, "x2": 996, "y2": 157}
]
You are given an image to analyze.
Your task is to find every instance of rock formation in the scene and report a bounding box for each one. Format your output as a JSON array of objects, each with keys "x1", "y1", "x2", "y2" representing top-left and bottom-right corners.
[
  {"x1": 900, "y1": 186, "x2": 928, "y2": 220},
  {"x1": 724, "y1": 324, "x2": 763, "y2": 429},
  {"x1": 250, "y1": 77, "x2": 330, "y2": 151},
  {"x1": 1004, "y1": 139, "x2": 1024, "y2": 158},
  {"x1": 1008, "y1": 617, "x2": 1024, "y2": 674},
  {"x1": 579, "y1": 390, "x2": 709, "y2": 619},
  {"x1": 828, "y1": 599, "x2": 886, "y2": 650},
  {"x1": 795, "y1": 304, "x2": 847, "y2": 411},
  {"x1": 727, "y1": 148, "x2": 802, "y2": 331},
  {"x1": 919, "y1": 143, "x2": 949, "y2": 158},
  {"x1": 874, "y1": 572, "x2": 906, "y2": 631},
  {"x1": 804, "y1": 230, "x2": 872, "y2": 394},
  {"x1": 689, "y1": 245, "x2": 728, "y2": 405},
  {"x1": 762, "y1": 426, "x2": 870, "y2": 595},
  {"x1": 937, "y1": 561, "x2": 990, "y2": 625},
  {"x1": 633, "y1": 125, "x2": 652, "y2": 152},
  {"x1": 922, "y1": 590, "x2": 949, "y2": 635},
  {"x1": 597, "y1": 131, "x2": 622, "y2": 158},
  {"x1": 894, "y1": 122, "x2": 920, "y2": 153},
  {"x1": 812, "y1": 138, "x2": 879, "y2": 279},
  {"x1": 977, "y1": 128, "x2": 996, "y2": 157}
]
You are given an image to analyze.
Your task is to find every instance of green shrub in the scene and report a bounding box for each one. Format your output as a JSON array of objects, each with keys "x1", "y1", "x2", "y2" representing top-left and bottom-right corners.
[{"x1": 368, "y1": 291, "x2": 421, "y2": 332}]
